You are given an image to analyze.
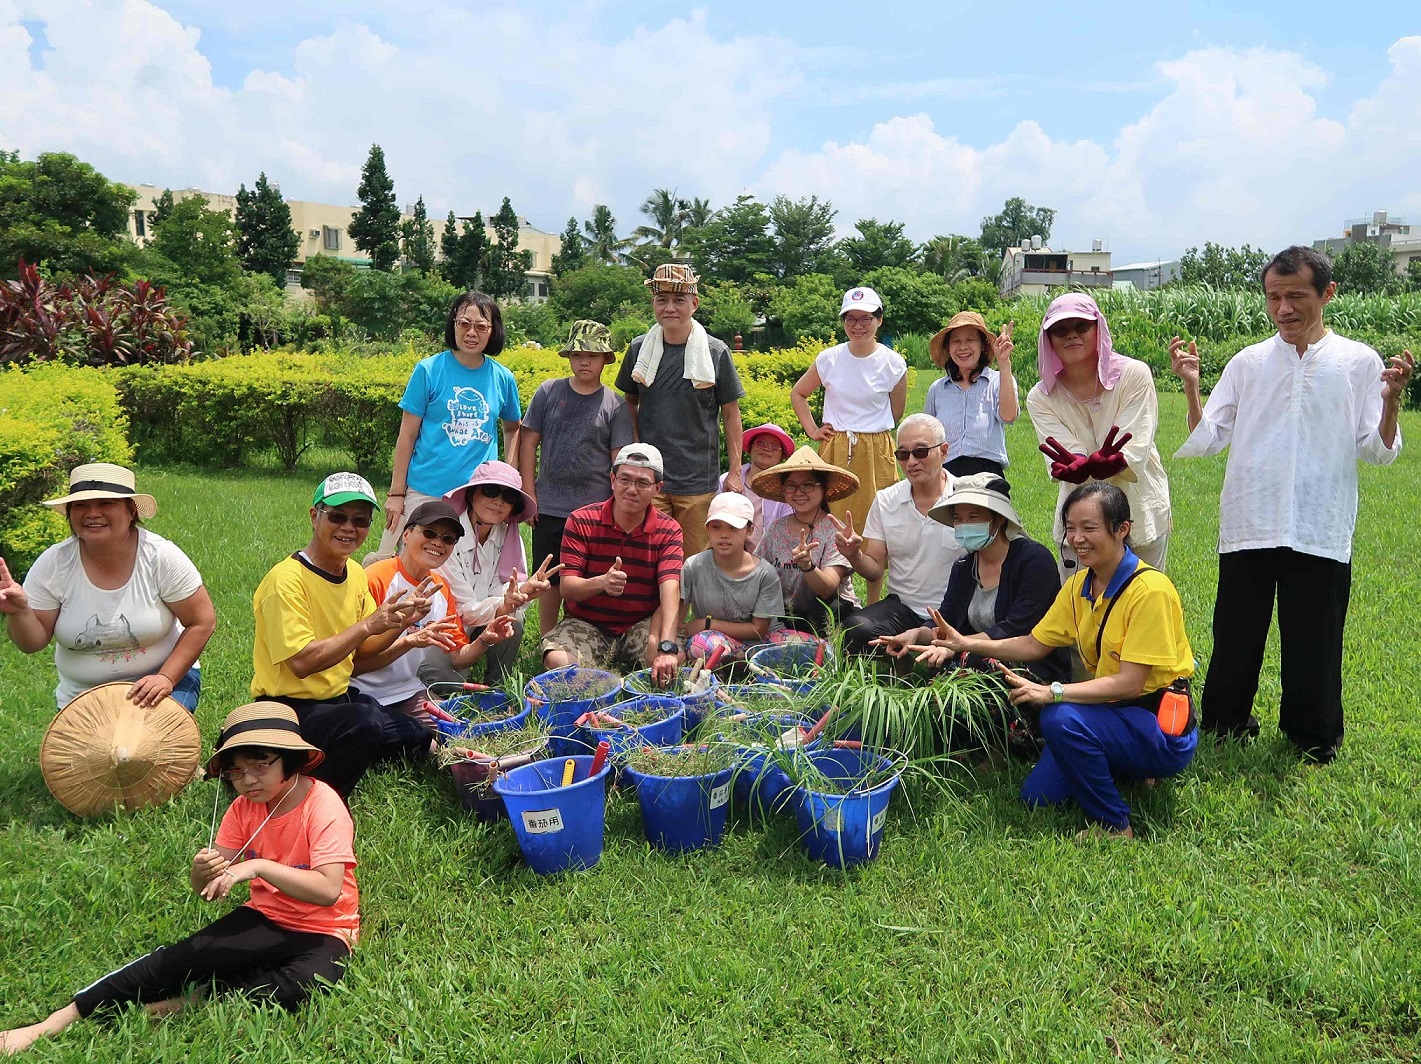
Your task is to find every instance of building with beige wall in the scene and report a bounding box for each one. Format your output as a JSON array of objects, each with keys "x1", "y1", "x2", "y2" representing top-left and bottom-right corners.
[{"x1": 999, "y1": 240, "x2": 1113, "y2": 298}]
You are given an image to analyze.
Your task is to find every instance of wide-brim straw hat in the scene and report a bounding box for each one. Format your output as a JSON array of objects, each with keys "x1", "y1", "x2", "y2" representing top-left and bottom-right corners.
[
  {"x1": 204, "y1": 701, "x2": 324, "y2": 779},
  {"x1": 929, "y1": 311, "x2": 997, "y2": 369},
  {"x1": 750, "y1": 445, "x2": 860, "y2": 503},
  {"x1": 41, "y1": 683, "x2": 201, "y2": 816},
  {"x1": 927, "y1": 472, "x2": 1023, "y2": 533},
  {"x1": 43, "y1": 463, "x2": 157, "y2": 520}
]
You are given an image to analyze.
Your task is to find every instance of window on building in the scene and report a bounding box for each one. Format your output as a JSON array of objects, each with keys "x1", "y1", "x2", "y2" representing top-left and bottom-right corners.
[
  {"x1": 133, "y1": 210, "x2": 146, "y2": 238},
  {"x1": 537, "y1": 281, "x2": 549, "y2": 298},
  {"x1": 323, "y1": 226, "x2": 341, "y2": 251}
]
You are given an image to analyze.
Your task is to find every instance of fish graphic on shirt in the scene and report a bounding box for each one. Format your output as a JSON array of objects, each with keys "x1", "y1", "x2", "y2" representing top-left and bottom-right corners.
[{"x1": 442, "y1": 387, "x2": 492, "y2": 448}]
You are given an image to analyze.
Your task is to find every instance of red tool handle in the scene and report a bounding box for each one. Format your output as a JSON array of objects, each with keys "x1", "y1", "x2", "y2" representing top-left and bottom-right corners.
[
  {"x1": 424, "y1": 701, "x2": 459, "y2": 723},
  {"x1": 461, "y1": 682, "x2": 491, "y2": 691},
  {"x1": 801, "y1": 704, "x2": 840, "y2": 745},
  {"x1": 705, "y1": 643, "x2": 728, "y2": 673},
  {"x1": 588, "y1": 740, "x2": 611, "y2": 777},
  {"x1": 813, "y1": 641, "x2": 826, "y2": 667}
]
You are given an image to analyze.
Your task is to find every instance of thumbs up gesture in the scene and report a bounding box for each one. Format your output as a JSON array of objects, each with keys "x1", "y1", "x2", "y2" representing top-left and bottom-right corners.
[{"x1": 603, "y1": 556, "x2": 627, "y2": 597}]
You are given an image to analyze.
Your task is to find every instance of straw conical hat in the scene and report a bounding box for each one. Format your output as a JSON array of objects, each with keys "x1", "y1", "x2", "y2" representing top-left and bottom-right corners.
[
  {"x1": 750, "y1": 445, "x2": 860, "y2": 503},
  {"x1": 41, "y1": 683, "x2": 202, "y2": 817}
]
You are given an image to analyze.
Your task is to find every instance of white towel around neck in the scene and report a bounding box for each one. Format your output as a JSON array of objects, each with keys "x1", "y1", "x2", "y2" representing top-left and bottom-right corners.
[{"x1": 631, "y1": 320, "x2": 716, "y2": 390}]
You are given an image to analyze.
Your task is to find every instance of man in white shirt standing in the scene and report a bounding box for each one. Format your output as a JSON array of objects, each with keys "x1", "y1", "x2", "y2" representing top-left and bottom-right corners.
[
  {"x1": 1171, "y1": 245, "x2": 1414, "y2": 762},
  {"x1": 831, "y1": 413, "x2": 963, "y2": 654}
]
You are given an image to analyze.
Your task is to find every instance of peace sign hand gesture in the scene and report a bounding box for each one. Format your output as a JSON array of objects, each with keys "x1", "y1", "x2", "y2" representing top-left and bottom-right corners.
[
  {"x1": 827, "y1": 510, "x2": 861, "y2": 560},
  {"x1": 994, "y1": 320, "x2": 1015, "y2": 366},
  {"x1": 0, "y1": 557, "x2": 29, "y2": 615},
  {"x1": 996, "y1": 661, "x2": 1052, "y2": 707},
  {"x1": 790, "y1": 528, "x2": 820, "y2": 573},
  {"x1": 519, "y1": 554, "x2": 566, "y2": 599},
  {"x1": 1083, "y1": 425, "x2": 1133, "y2": 480},
  {"x1": 926, "y1": 606, "x2": 967, "y2": 654},
  {"x1": 1038, "y1": 437, "x2": 1091, "y2": 484}
]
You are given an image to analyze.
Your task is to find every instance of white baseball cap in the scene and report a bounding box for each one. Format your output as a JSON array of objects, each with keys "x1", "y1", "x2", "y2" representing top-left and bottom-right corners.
[
  {"x1": 839, "y1": 286, "x2": 883, "y2": 316},
  {"x1": 705, "y1": 492, "x2": 755, "y2": 528},
  {"x1": 613, "y1": 443, "x2": 664, "y2": 478}
]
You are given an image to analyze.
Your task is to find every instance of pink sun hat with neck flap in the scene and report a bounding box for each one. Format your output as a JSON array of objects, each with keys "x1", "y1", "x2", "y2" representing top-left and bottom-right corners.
[
  {"x1": 443, "y1": 461, "x2": 538, "y2": 525},
  {"x1": 1036, "y1": 293, "x2": 1125, "y2": 396}
]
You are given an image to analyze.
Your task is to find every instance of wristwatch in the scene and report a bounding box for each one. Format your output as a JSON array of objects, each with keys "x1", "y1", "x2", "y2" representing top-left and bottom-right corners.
[
  {"x1": 657, "y1": 640, "x2": 679, "y2": 656},
  {"x1": 1050, "y1": 681, "x2": 1065, "y2": 703}
]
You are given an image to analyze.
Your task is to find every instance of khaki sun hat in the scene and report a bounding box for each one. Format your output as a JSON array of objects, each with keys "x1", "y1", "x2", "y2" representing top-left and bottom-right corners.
[
  {"x1": 929, "y1": 311, "x2": 998, "y2": 370},
  {"x1": 750, "y1": 445, "x2": 860, "y2": 503},
  {"x1": 43, "y1": 463, "x2": 157, "y2": 520},
  {"x1": 560, "y1": 319, "x2": 617, "y2": 363},
  {"x1": 204, "y1": 701, "x2": 324, "y2": 779},
  {"x1": 40, "y1": 683, "x2": 201, "y2": 816},
  {"x1": 927, "y1": 472, "x2": 1023, "y2": 534},
  {"x1": 645, "y1": 262, "x2": 699, "y2": 295}
]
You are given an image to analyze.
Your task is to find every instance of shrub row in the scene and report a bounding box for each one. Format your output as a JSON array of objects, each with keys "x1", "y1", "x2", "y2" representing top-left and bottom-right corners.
[{"x1": 0, "y1": 364, "x2": 133, "y2": 574}]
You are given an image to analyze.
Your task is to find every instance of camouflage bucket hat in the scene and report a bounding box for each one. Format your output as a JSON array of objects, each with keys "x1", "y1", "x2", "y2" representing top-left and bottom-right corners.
[
  {"x1": 645, "y1": 262, "x2": 699, "y2": 295},
  {"x1": 560, "y1": 319, "x2": 616, "y2": 362}
]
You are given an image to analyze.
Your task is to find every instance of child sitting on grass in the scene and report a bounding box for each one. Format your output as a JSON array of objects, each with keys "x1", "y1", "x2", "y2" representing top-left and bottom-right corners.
[
  {"x1": 0, "y1": 703, "x2": 358, "y2": 1055},
  {"x1": 680, "y1": 493, "x2": 797, "y2": 664}
]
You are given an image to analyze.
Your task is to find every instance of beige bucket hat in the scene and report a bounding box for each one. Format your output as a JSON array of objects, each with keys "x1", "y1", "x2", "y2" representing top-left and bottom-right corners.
[
  {"x1": 750, "y1": 445, "x2": 860, "y2": 503},
  {"x1": 928, "y1": 472, "x2": 1023, "y2": 533},
  {"x1": 43, "y1": 463, "x2": 157, "y2": 520}
]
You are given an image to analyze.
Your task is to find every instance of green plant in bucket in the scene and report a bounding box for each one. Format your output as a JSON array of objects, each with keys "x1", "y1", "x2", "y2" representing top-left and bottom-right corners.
[{"x1": 622, "y1": 743, "x2": 737, "y2": 778}]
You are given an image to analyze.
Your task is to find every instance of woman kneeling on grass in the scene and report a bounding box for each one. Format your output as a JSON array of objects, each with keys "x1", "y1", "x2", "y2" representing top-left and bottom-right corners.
[
  {"x1": 918, "y1": 484, "x2": 1197, "y2": 838},
  {"x1": 0, "y1": 703, "x2": 358, "y2": 1055}
]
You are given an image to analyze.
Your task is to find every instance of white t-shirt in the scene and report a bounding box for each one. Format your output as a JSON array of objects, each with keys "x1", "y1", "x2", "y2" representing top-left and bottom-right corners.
[
  {"x1": 816, "y1": 343, "x2": 908, "y2": 432},
  {"x1": 23, "y1": 529, "x2": 204, "y2": 705},
  {"x1": 862, "y1": 476, "x2": 962, "y2": 617},
  {"x1": 437, "y1": 518, "x2": 529, "y2": 628}
]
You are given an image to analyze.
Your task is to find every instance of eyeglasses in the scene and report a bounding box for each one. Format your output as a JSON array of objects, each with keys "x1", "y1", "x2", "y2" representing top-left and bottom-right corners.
[
  {"x1": 414, "y1": 525, "x2": 459, "y2": 546},
  {"x1": 220, "y1": 757, "x2": 280, "y2": 784},
  {"x1": 477, "y1": 484, "x2": 522, "y2": 506},
  {"x1": 781, "y1": 480, "x2": 821, "y2": 495},
  {"x1": 843, "y1": 314, "x2": 878, "y2": 327},
  {"x1": 894, "y1": 445, "x2": 942, "y2": 462},
  {"x1": 613, "y1": 474, "x2": 658, "y2": 491},
  {"x1": 456, "y1": 318, "x2": 492, "y2": 333},
  {"x1": 319, "y1": 505, "x2": 372, "y2": 528}
]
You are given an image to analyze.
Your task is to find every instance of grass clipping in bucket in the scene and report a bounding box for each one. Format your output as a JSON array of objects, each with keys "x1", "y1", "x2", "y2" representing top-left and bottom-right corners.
[
  {"x1": 623, "y1": 743, "x2": 737, "y2": 778},
  {"x1": 435, "y1": 718, "x2": 550, "y2": 767}
]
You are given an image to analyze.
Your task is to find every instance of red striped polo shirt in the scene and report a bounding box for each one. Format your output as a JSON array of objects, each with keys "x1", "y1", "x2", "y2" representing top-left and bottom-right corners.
[{"x1": 561, "y1": 499, "x2": 684, "y2": 635}]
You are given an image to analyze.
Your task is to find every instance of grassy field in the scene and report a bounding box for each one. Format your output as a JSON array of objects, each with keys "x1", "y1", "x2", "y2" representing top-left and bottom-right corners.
[{"x1": 2, "y1": 394, "x2": 1420, "y2": 1062}]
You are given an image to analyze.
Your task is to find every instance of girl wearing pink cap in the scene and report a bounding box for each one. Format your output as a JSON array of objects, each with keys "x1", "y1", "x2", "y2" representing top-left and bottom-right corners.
[
  {"x1": 1025, "y1": 294, "x2": 1171, "y2": 578},
  {"x1": 718, "y1": 423, "x2": 795, "y2": 552}
]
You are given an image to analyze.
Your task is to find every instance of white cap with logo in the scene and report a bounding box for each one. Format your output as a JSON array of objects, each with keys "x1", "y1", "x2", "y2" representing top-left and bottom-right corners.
[{"x1": 839, "y1": 286, "x2": 883, "y2": 316}]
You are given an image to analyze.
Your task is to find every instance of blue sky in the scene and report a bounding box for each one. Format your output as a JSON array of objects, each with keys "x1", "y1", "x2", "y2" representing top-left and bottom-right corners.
[{"x1": 3, "y1": 1, "x2": 1419, "y2": 263}]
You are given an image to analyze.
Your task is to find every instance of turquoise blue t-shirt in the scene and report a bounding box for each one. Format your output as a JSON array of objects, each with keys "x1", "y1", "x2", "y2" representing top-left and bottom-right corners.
[{"x1": 400, "y1": 351, "x2": 523, "y2": 496}]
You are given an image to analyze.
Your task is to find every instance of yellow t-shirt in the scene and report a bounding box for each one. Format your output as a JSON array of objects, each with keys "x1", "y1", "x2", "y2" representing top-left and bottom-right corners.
[
  {"x1": 252, "y1": 554, "x2": 374, "y2": 701},
  {"x1": 1031, "y1": 559, "x2": 1193, "y2": 696}
]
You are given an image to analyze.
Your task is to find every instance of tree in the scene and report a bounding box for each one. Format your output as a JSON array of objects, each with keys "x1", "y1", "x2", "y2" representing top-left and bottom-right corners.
[
  {"x1": 552, "y1": 216, "x2": 587, "y2": 275},
  {"x1": 633, "y1": 188, "x2": 689, "y2": 249},
  {"x1": 1406, "y1": 257, "x2": 1421, "y2": 293},
  {"x1": 583, "y1": 205, "x2": 629, "y2": 265},
  {"x1": 861, "y1": 265, "x2": 954, "y2": 335},
  {"x1": 1178, "y1": 242, "x2": 1271, "y2": 289},
  {"x1": 299, "y1": 254, "x2": 358, "y2": 317},
  {"x1": 684, "y1": 198, "x2": 714, "y2": 230},
  {"x1": 0, "y1": 151, "x2": 136, "y2": 278},
  {"x1": 234, "y1": 172, "x2": 299, "y2": 287},
  {"x1": 979, "y1": 197, "x2": 1055, "y2": 257},
  {"x1": 688, "y1": 195, "x2": 776, "y2": 285},
  {"x1": 548, "y1": 264, "x2": 648, "y2": 324},
  {"x1": 400, "y1": 195, "x2": 437, "y2": 274},
  {"x1": 922, "y1": 234, "x2": 992, "y2": 281},
  {"x1": 768, "y1": 273, "x2": 841, "y2": 343},
  {"x1": 482, "y1": 197, "x2": 533, "y2": 300},
  {"x1": 1329, "y1": 241, "x2": 1398, "y2": 296},
  {"x1": 147, "y1": 195, "x2": 242, "y2": 289},
  {"x1": 768, "y1": 195, "x2": 839, "y2": 280},
  {"x1": 348, "y1": 143, "x2": 401, "y2": 271},
  {"x1": 152, "y1": 188, "x2": 175, "y2": 228},
  {"x1": 440, "y1": 211, "x2": 487, "y2": 290},
  {"x1": 696, "y1": 281, "x2": 756, "y2": 341},
  {"x1": 839, "y1": 218, "x2": 919, "y2": 274}
]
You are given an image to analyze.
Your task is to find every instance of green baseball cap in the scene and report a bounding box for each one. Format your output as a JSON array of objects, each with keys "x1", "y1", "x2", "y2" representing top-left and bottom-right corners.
[{"x1": 313, "y1": 471, "x2": 379, "y2": 509}]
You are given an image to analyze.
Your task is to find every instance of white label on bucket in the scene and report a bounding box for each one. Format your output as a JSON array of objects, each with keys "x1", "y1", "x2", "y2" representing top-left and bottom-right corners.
[
  {"x1": 871, "y1": 807, "x2": 888, "y2": 834},
  {"x1": 521, "y1": 808, "x2": 564, "y2": 834},
  {"x1": 821, "y1": 808, "x2": 843, "y2": 833},
  {"x1": 710, "y1": 783, "x2": 730, "y2": 809}
]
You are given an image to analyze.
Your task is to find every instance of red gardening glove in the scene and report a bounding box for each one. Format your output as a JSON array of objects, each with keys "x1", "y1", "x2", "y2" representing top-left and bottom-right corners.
[
  {"x1": 1039, "y1": 437, "x2": 1091, "y2": 484},
  {"x1": 1083, "y1": 425, "x2": 1133, "y2": 480}
]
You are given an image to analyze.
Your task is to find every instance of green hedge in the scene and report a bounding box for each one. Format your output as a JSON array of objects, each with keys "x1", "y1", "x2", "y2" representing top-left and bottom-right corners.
[{"x1": 0, "y1": 364, "x2": 133, "y2": 574}]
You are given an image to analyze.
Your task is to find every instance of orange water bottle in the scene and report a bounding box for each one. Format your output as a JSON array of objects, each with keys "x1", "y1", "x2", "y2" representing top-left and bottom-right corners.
[{"x1": 1156, "y1": 680, "x2": 1192, "y2": 737}]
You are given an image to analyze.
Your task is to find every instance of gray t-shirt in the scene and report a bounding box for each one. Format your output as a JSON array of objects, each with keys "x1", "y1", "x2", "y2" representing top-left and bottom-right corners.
[
  {"x1": 523, "y1": 378, "x2": 635, "y2": 518},
  {"x1": 967, "y1": 582, "x2": 998, "y2": 635},
  {"x1": 680, "y1": 551, "x2": 785, "y2": 631},
  {"x1": 615, "y1": 334, "x2": 746, "y2": 495}
]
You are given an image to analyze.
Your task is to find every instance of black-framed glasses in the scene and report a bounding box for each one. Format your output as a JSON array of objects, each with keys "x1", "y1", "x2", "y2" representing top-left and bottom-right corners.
[
  {"x1": 220, "y1": 757, "x2": 280, "y2": 783},
  {"x1": 894, "y1": 445, "x2": 941, "y2": 462},
  {"x1": 478, "y1": 484, "x2": 522, "y2": 506},
  {"x1": 319, "y1": 505, "x2": 372, "y2": 528},
  {"x1": 414, "y1": 525, "x2": 458, "y2": 546},
  {"x1": 782, "y1": 479, "x2": 821, "y2": 495}
]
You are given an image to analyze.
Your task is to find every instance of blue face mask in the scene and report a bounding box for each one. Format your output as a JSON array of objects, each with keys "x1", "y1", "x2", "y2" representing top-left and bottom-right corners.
[{"x1": 955, "y1": 522, "x2": 995, "y2": 552}]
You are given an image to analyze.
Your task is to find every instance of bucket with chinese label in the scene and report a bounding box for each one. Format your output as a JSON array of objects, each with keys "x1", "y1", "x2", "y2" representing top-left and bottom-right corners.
[{"x1": 492, "y1": 754, "x2": 613, "y2": 874}]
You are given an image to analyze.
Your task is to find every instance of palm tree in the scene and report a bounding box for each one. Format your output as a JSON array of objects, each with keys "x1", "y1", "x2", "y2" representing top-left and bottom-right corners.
[
  {"x1": 582, "y1": 205, "x2": 630, "y2": 265},
  {"x1": 684, "y1": 197, "x2": 714, "y2": 230},
  {"x1": 632, "y1": 188, "x2": 688, "y2": 249}
]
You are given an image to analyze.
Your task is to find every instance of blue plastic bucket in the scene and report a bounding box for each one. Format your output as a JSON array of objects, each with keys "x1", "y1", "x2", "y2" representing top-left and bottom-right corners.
[
  {"x1": 576, "y1": 695, "x2": 684, "y2": 774},
  {"x1": 526, "y1": 666, "x2": 623, "y2": 756},
  {"x1": 747, "y1": 641, "x2": 834, "y2": 695},
  {"x1": 622, "y1": 668, "x2": 718, "y2": 733},
  {"x1": 432, "y1": 691, "x2": 530, "y2": 743},
  {"x1": 622, "y1": 758, "x2": 735, "y2": 854},
  {"x1": 492, "y1": 754, "x2": 613, "y2": 874},
  {"x1": 791, "y1": 748, "x2": 903, "y2": 868},
  {"x1": 726, "y1": 713, "x2": 816, "y2": 820}
]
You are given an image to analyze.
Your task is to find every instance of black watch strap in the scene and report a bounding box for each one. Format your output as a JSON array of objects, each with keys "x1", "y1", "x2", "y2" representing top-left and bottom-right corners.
[{"x1": 657, "y1": 640, "x2": 679, "y2": 655}]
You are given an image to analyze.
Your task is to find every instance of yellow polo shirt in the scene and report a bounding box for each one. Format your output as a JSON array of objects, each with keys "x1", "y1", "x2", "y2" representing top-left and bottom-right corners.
[
  {"x1": 1031, "y1": 555, "x2": 1193, "y2": 696},
  {"x1": 252, "y1": 554, "x2": 374, "y2": 701}
]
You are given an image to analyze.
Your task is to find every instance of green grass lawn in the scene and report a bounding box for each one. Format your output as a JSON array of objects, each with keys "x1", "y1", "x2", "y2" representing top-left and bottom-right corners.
[{"x1": 3, "y1": 394, "x2": 1420, "y2": 1062}]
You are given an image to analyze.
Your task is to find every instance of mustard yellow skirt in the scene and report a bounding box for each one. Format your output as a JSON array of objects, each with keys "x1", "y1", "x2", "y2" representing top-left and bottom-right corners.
[{"x1": 819, "y1": 429, "x2": 898, "y2": 528}]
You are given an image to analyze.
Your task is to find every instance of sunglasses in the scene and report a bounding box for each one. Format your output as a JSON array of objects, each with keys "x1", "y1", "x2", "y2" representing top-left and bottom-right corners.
[
  {"x1": 319, "y1": 505, "x2": 372, "y2": 528},
  {"x1": 478, "y1": 484, "x2": 523, "y2": 507},
  {"x1": 894, "y1": 445, "x2": 942, "y2": 462},
  {"x1": 220, "y1": 757, "x2": 281, "y2": 783},
  {"x1": 413, "y1": 525, "x2": 458, "y2": 546}
]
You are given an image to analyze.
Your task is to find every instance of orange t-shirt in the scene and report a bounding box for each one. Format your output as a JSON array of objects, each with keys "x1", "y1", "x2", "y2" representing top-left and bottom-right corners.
[{"x1": 216, "y1": 778, "x2": 361, "y2": 947}]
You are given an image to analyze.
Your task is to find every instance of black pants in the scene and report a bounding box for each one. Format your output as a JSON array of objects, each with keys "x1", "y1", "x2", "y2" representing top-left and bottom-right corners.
[
  {"x1": 265, "y1": 687, "x2": 431, "y2": 799},
  {"x1": 841, "y1": 595, "x2": 927, "y2": 654},
  {"x1": 1201, "y1": 548, "x2": 1351, "y2": 754},
  {"x1": 945, "y1": 456, "x2": 1005, "y2": 478},
  {"x1": 73, "y1": 907, "x2": 348, "y2": 1017}
]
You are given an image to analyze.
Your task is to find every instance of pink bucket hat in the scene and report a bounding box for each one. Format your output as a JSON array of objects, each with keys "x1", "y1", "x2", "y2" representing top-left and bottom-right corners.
[
  {"x1": 443, "y1": 461, "x2": 538, "y2": 525},
  {"x1": 742, "y1": 423, "x2": 795, "y2": 459}
]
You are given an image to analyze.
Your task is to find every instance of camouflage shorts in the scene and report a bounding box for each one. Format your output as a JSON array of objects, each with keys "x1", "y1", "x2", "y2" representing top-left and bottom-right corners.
[{"x1": 539, "y1": 616, "x2": 655, "y2": 672}]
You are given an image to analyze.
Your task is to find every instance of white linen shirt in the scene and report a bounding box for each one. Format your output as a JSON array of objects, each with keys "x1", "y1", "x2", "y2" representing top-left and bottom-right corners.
[
  {"x1": 1174, "y1": 332, "x2": 1401, "y2": 563},
  {"x1": 436, "y1": 519, "x2": 529, "y2": 627},
  {"x1": 862, "y1": 475, "x2": 963, "y2": 617}
]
